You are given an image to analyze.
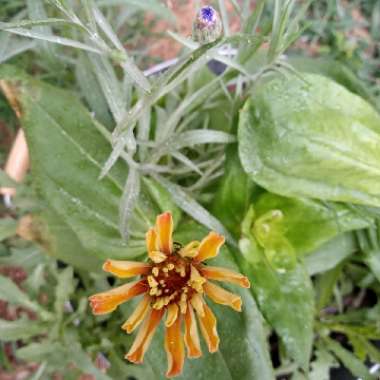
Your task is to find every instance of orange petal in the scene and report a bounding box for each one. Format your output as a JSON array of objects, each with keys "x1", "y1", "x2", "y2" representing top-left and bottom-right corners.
[
  {"x1": 197, "y1": 302, "x2": 219, "y2": 353},
  {"x1": 126, "y1": 309, "x2": 164, "y2": 364},
  {"x1": 146, "y1": 228, "x2": 158, "y2": 252},
  {"x1": 203, "y1": 282, "x2": 242, "y2": 312},
  {"x1": 165, "y1": 314, "x2": 185, "y2": 378},
  {"x1": 122, "y1": 294, "x2": 151, "y2": 333},
  {"x1": 194, "y1": 232, "x2": 225, "y2": 262},
  {"x1": 103, "y1": 260, "x2": 151, "y2": 278},
  {"x1": 156, "y1": 212, "x2": 173, "y2": 254},
  {"x1": 89, "y1": 280, "x2": 147, "y2": 315},
  {"x1": 166, "y1": 303, "x2": 179, "y2": 327},
  {"x1": 184, "y1": 304, "x2": 202, "y2": 358},
  {"x1": 190, "y1": 293, "x2": 205, "y2": 317},
  {"x1": 200, "y1": 265, "x2": 250, "y2": 288}
]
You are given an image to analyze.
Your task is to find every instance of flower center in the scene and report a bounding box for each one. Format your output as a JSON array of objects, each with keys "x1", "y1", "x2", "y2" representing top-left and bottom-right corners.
[{"x1": 146, "y1": 253, "x2": 205, "y2": 313}]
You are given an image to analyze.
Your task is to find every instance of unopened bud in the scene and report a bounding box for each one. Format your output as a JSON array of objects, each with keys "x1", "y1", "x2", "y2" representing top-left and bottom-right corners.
[{"x1": 192, "y1": 6, "x2": 223, "y2": 45}]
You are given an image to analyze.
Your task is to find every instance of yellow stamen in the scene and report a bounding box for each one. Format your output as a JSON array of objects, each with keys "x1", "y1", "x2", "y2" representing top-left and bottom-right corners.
[
  {"x1": 179, "y1": 241, "x2": 200, "y2": 258},
  {"x1": 150, "y1": 251, "x2": 167, "y2": 264},
  {"x1": 152, "y1": 267, "x2": 159, "y2": 277},
  {"x1": 189, "y1": 265, "x2": 206, "y2": 293}
]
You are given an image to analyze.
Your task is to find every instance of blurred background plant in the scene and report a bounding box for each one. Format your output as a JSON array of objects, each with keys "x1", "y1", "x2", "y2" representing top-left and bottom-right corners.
[{"x1": 0, "y1": 1, "x2": 380, "y2": 379}]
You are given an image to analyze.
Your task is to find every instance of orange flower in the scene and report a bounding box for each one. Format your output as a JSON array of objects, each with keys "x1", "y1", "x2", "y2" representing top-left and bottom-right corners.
[{"x1": 89, "y1": 212, "x2": 250, "y2": 378}]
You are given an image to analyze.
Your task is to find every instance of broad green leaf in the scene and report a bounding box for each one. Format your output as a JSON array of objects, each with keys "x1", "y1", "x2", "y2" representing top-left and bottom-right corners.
[
  {"x1": 305, "y1": 233, "x2": 357, "y2": 275},
  {"x1": 239, "y1": 209, "x2": 314, "y2": 370},
  {"x1": 324, "y1": 337, "x2": 375, "y2": 380},
  {"x1": 0, "y1": 318, "x2": 47, "y2": 341},
  {"x1": 254, "y1": 193, "x2": 369, "y2": 256},
  {"x1": 140, "y1": 221, "x2": 274, "y2": 380},
  {"x1": 238, "y1": 74, "x2": 380, "y2": 207},
  {"x1": 0, "y1": 274, "x2": 50, "y2": 319},
  {"x1": 289, "y1": 57, "x2": 377, "y2": 108},
  {"x1": 212, "y1": 145, "x2": 257, "y2": 238},
  {"x1": 0, "y1": 65, "x2": 146, "y2": 270},
  {"x1": 0, "y1": 217, "x2": 17, "y2": 241}
]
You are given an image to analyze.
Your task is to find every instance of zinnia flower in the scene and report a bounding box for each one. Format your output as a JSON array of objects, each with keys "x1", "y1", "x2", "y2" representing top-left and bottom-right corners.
[{"x1": 89, "y1": 212, "x2": 250, "y2": 378}]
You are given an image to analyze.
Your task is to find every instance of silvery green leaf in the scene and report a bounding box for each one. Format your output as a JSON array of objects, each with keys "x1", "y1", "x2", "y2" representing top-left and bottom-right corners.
[
  {"x1": 153, "y1": 174, "x2": 235, "y2": 245},
  {"x1": 0, "y1": 40, "x2": 36, "y2": 63},
  {"x1": 92, "y1": 4, "x2": 124, "y2": 51},
  {"x1": 75, "y1": 54, "x2": 112, "y2": 127},
  {"x1": 88, "y1": 53, "x2": 125, "y2": 122},
  {"x1": 0, "y1": 25, "x2": 103, "y2": 54},
  {"x1": 0, "y1": 318, "x2": 47, "y2": 341},
  {"x1": 0, "y1": 275, "x2": 51, "y2": 319},
  {"x1": 119, "y1": 168, "x2": 140, "y2": 240}
]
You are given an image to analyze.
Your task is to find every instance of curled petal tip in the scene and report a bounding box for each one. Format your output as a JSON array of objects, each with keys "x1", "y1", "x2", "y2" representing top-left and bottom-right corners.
[{"x1": 195, "y1": 232, "x2": 225, "y2": 262}]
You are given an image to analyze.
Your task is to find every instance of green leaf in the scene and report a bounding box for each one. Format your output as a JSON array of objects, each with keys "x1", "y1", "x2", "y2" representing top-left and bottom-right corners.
[
  {"x1": 142, "y1": 177, "x2": 182, "y2": 225},
  {"x1": 0, "y1": 318, "x2": 47, "y2": 341},
  {"x1": 289, "y1": 57, "x2": 377, "y2": 108},
  {"x1": 0, "y1": 169, "x2": 18, "y2": 187},
  {"x1": 0, "y1": 65, "x2": 146, "y2": 270},
  {"x1": 0, "y1": 274, "x2": 50, "y2": 319},
  {"x1": 315, "y1": 264, "x2": 343, "y2": 311},
  {"x1": 0, "y1": 246, "x2": 45, "y2": 269},
  {"x1": 364, "y1": 249, "x2": 380, "y2": 282},
  {"x1": 254, "y1": 193, "x2": 370, "y2": 255},
  {"x1": 239, "y1": 209, "x2": 314, "y2": 370},
  {"x1": 305, "y1": 233, "x2": 357, "y2": 275},
  {"x1": 16, "y1": 341, "x2": 66, "y2": 365},
  {"x1": 143, "y1": 220, "x2": 274, "y2": 380},
  {"x1": 54, "y1": 266, "x2": 75, "y2": 316},
  {"x1": 324, "y1": 337, "x2": 375, "y2": 380},
  {"x1": 212, "y1": 146, "x2": 256, "y2": 238},
  {"x1": 0, "y1": 217, "x2": 17, "y2": 241},
  {"x1": 238, "y1": 74, "x2": 380, "y2": 207},
  {"x1": 65, "y1": 342, "x2": 112, "y2": 380},
  {"x1": 309, "y1": 345, "x2": 339, "y2": 380}
]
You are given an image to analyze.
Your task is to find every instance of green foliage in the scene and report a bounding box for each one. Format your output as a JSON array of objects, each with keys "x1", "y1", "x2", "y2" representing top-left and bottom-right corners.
[
  {"x1": 239, "y1": 74, "x2": 380, "y2": 206},
  {"x1": 1, "y1": 1, "x2": 380, "y2": 379},
  {"x1": 240, "y1": 208, "x2": 314, "y2": 370}
]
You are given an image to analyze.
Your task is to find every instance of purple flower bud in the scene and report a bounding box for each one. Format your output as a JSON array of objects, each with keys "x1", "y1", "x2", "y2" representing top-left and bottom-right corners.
[{"x1": 192, "y1": 5, "x2": 223, "y2": 45}]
